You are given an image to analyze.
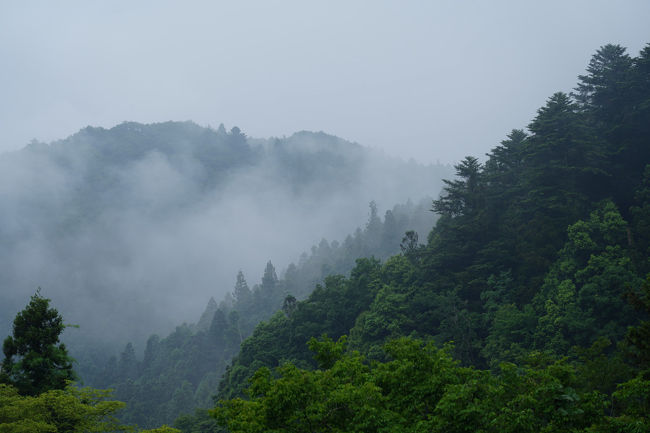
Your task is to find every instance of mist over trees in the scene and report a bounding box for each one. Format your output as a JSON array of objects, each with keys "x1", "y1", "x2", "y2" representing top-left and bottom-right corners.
[
  {"x1": 0, "y1": 123, "x2": 451, "y2": 354},
  {"x1": 1, "y1": 41, "x2": 649, "y2": 432},
  {"x1": 1, "y1": 290, "x2": 75, "y2": 396},
  {"x1": 85, "y1": 198, "x2": 434, "y2": 427},
  {"x1": 188, "y1": 43, "x2": 650, "y2": 432},
  {"x1": 0, "y1": 294, "x2": 180, "y2": 432}
]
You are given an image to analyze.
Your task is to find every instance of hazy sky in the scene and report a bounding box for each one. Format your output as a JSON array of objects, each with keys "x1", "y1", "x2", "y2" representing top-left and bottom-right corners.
[{"x1": 1, "y1": 1, "x2": 649, "y2": 164}]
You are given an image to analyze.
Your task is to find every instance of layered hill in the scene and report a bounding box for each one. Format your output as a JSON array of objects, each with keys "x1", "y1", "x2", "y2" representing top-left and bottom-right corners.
[
  {"x1": 182, "y1": 43, "x2": 650, "y2": 433},
  {"x1": 0, "y1": 122, "x2": 451, "y2": 354}
]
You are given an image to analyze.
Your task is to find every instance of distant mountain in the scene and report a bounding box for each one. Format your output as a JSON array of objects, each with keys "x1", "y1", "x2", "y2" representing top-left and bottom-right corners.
[{"x1": 0, "y1": 121, "x2": 452, "y2": 356}]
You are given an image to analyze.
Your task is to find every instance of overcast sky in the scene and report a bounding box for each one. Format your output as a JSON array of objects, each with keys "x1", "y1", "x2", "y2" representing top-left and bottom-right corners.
[{"x1": 1, "y1": 1, "x2": 649, "y2": 164}]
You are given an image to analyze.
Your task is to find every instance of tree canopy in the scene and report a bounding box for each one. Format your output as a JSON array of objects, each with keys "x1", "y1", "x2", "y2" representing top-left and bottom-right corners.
[{"x1": 1, "y1": 290, "x2": 75, "y2": 396}]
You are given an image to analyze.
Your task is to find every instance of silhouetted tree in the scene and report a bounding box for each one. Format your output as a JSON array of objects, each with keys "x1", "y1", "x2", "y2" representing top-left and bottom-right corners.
[{"x1": 232, "y1": 271, "x2": 252, "y2": 307}]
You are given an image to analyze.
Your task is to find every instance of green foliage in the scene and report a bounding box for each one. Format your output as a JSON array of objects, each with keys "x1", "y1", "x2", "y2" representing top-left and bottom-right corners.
[
  {"x1": 0, "y1": 299, "x2": 184, "y2": 433},
  {"x1": 533, "y1": 201, "x2": 641, "y2": 353},
  {"x1": 73, "y1": 42, "x2": 650, "y2": 431},
  {"x1": 91, "y1": 200, "x2": 427, "y2": 428},
  {"x1": 307, "y1": 335, "x2": 347, "y2": 370},
  {"x1": 0, "y1": 383, "x2": 129, "y2": 432},
  {"x1": 173, "y1": 409, "x2": 220, "y2": 433},
  {"x1": 139, "y1": 427, "x2": 181, "y2": 433},
  {"x1": 1, "y1": 291, "x2": 75, "y2": 396},
  {"x1": 216, "y1": 258, "x2": 382, "y2": 402},
  {"x1": 625, "y1": 275, "x2": 650, "y2": 369},
  {"x1": 0, "y1": 383, "x2": 183, "y2": 433},
  {"x1": 212, "y1": 337, "x2": 385, "y2": 433},
  {"x1": 215, "y1": 336, "x2": 641, "y2": 433},
  {"x1": 205, "y1": 42, "x2": 650, "y2": 433}
]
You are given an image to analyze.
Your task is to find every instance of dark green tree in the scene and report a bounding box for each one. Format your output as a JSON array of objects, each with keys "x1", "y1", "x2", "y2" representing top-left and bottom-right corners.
[
  {"x1": 261, "y1": 261, "x2": 278, "y2": 290},
  {"x1": 575, "y1": 44, "x2": 632, "y2": 124},
  {"x1": 1, "y1": 290, "x2": 75, "y2": 396},
  {"x1": 400, "y1": 230, "x2": 421, "y2": 259},
  {"x1": 364, "y1": 201, "x2": 382, "y2": 254},
  {"x1": 232, "y1": 271, "x2": 251, "y2": 307},
  {"x1": 118, "y1": 342, "x2": 139, "y2": 381},
  {"x1": 208, "y1": 309, "x2": 228, "y2": 348},
  {"x1": 625, "y1": 275, "x2": 650, "y2": 370},
  {"x1": 432, "y1": 156, "x2": 483, "y2": 217},
  {"x1": 281, "y1": 294, "x2": 297, "y2": 317},
  {"x1": 380, "y1": 209, "x2": 400, "y2": 257},
  {"x1": 574, "y1": 44, "x2": 648, "y2": 212}
]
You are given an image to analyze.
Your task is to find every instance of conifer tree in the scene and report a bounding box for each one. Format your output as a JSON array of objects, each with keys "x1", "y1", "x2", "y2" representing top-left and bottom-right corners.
[
  {"x1": 432, "y1": 156, "x2": 483, "y2": 217},
  {"x1": 0, "y1": 290, "x2": 75, "y2": 396},
  {"x1": 575, "y1": 44, "x2": 632, "y2": 125},
  {"x1": 261, "y1": 261, "x2": 278, "y2": 289},
  {"x1": 118, "y1": 342, "x2": 139, "y2": 381},
  {"x1": 232, "y1": 270, "x2": 251, "y2": 307},
  {"x1": 196, "y1": 297, "x2": 218, "y2": 332}
]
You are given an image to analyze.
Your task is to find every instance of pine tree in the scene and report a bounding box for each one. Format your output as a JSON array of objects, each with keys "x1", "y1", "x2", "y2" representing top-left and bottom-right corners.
[
  {"x1": 575, "y1": 44, "x2": 632, "y2": 126},
  {"x1": 432, "y1": 156, "x2": 483, "y2": 217},
  {"x1": 209, "y1": 309, "x2": 228, "y2": 349},
  {"x1": 381, "y1": 209, "x2": 400, "y2": 257},
  {"x1": 196, "y1": 297, "x2": 219, "y2": 332},
  {"x1": 232, "y1": 271, "x2": 252, "y2": 307},
  {"x1": 261, "y1": 261, "x2": 278, "y2": 290},
  {"x1": 118, "y1": 342, "x2": 139, "y2": 381},
  {"x1": 0, "y1": 290, "x2": 75, "y2": 396},
  {"x1": 365, "y1": 201, "x2": 382, "y2": 254}
]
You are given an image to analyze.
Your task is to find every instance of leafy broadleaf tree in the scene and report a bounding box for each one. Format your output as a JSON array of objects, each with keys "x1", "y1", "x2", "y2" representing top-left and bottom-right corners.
[{"x1": 1, "y1": 290, "x2": 75, "y2": 396}]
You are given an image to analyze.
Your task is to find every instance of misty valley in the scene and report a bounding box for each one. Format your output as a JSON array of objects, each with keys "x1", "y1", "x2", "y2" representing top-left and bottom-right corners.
[{"x1": 2, "y1": 43, "x2": 650, "y2": 432}]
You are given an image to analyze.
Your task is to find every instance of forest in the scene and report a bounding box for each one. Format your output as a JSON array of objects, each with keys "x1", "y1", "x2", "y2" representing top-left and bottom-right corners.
[
  {"x1": 1, "y1": 43, "x2": 650, "y2": 432},
  {"x1": 0, "y1": 120, "x2": 449, "y2": 353}
]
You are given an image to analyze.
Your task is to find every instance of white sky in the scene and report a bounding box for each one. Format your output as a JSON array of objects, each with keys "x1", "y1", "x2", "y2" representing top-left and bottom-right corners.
[{"x1": 1, "y1": 1, "x2": 649, "y2": 164}]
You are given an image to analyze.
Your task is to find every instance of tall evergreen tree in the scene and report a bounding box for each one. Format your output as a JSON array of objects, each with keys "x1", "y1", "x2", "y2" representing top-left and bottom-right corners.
[
  {"x1": 261, "y1": 261, "x2": 278, "y2": 290},
  {"x1": 0, "y1": 290, "x2": 75, "y2": 396},
  {"x1": 196, "y1": 297, "x2": 219, "y2": 332},
  {"x1": 575, "y1": 44, "x2": 649, "y2": 212},
  {"x1": 232, "y1": 271, "x2": 251, "y2": 307},
  {"x1": 381, "y1": 209, "x2": 400, "y2": 257},
  {"x1": 118, "y1": 342, "x2": 139, "y2": 382},
  {"x1": 575, "y1": 44, "x2": 633, "y2": 125},
  {"x1": 208, "y1": 309, "x2": 228, "y2": 348},
  {"x1": 432, "y1": 156, "x2": 483, "y2": 217}
]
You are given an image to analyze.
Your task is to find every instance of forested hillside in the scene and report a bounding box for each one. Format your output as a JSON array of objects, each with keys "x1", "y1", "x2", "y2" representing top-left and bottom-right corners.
[
  {"x1": 1, "y1": 42, "x2": 649, "y2": 433},
  {"x1": 0, "y1": 122, "x2": 450, "y2": 357},
  {"x1": 86, "y1": 199, "x2": 434, "y2": 427},
  {"x1": 191, "y1": 43, "x2": 650, "y2": 432}
]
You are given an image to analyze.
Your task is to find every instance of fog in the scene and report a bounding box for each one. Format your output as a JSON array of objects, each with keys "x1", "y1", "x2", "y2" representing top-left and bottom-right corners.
[
  {"x1": 0, "y1": 123, "x2": 449, "y2": 351},
  {"x1": 1, "y1": 2, "x2": 649, "y2": 164},
  {"x1": 1, "y1": 0, "x2": 649, "y2": 356}
]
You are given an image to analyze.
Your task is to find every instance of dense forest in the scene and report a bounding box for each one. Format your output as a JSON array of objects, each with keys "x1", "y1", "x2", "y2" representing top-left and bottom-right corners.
[
  {"x1": 85, "y1": 199, "x2": 435, "y2": 426},
  {"x1": 1, "y1": 42, "x2": 649, "y2": 432},
  {"x1": 180, "y1": 43, "x2": 650, "y2": 431},
  {"x1": 0, "y1": 122, "x2": 450, "y2": 356}
]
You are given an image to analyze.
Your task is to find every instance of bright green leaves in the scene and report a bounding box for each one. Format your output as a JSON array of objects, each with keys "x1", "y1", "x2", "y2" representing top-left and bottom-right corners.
[
  {"x1": 0, "y1": 383, "x2": 182, "y2": 432},
  {"x1": 0, "y1": 295, "x2": 181, "y2": 433},
  {"x1": 308, "y1": 335, "x2": 347, "y2": 370},
  {"x1": 534, "y1": 202, "x2": 640, "y2": 352},
  {"x1": 208, "y1": 42, "x2": 650, "y2": 432},
  {"x1": 214, "y1": 336, "x2": 628, "y2": 433},
  {"x1": 0, "y1": 384, "x2": 129, "y2": 433},
  {"x1": 213, "y1": 337, "x2": 384, "y2": 433}
]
